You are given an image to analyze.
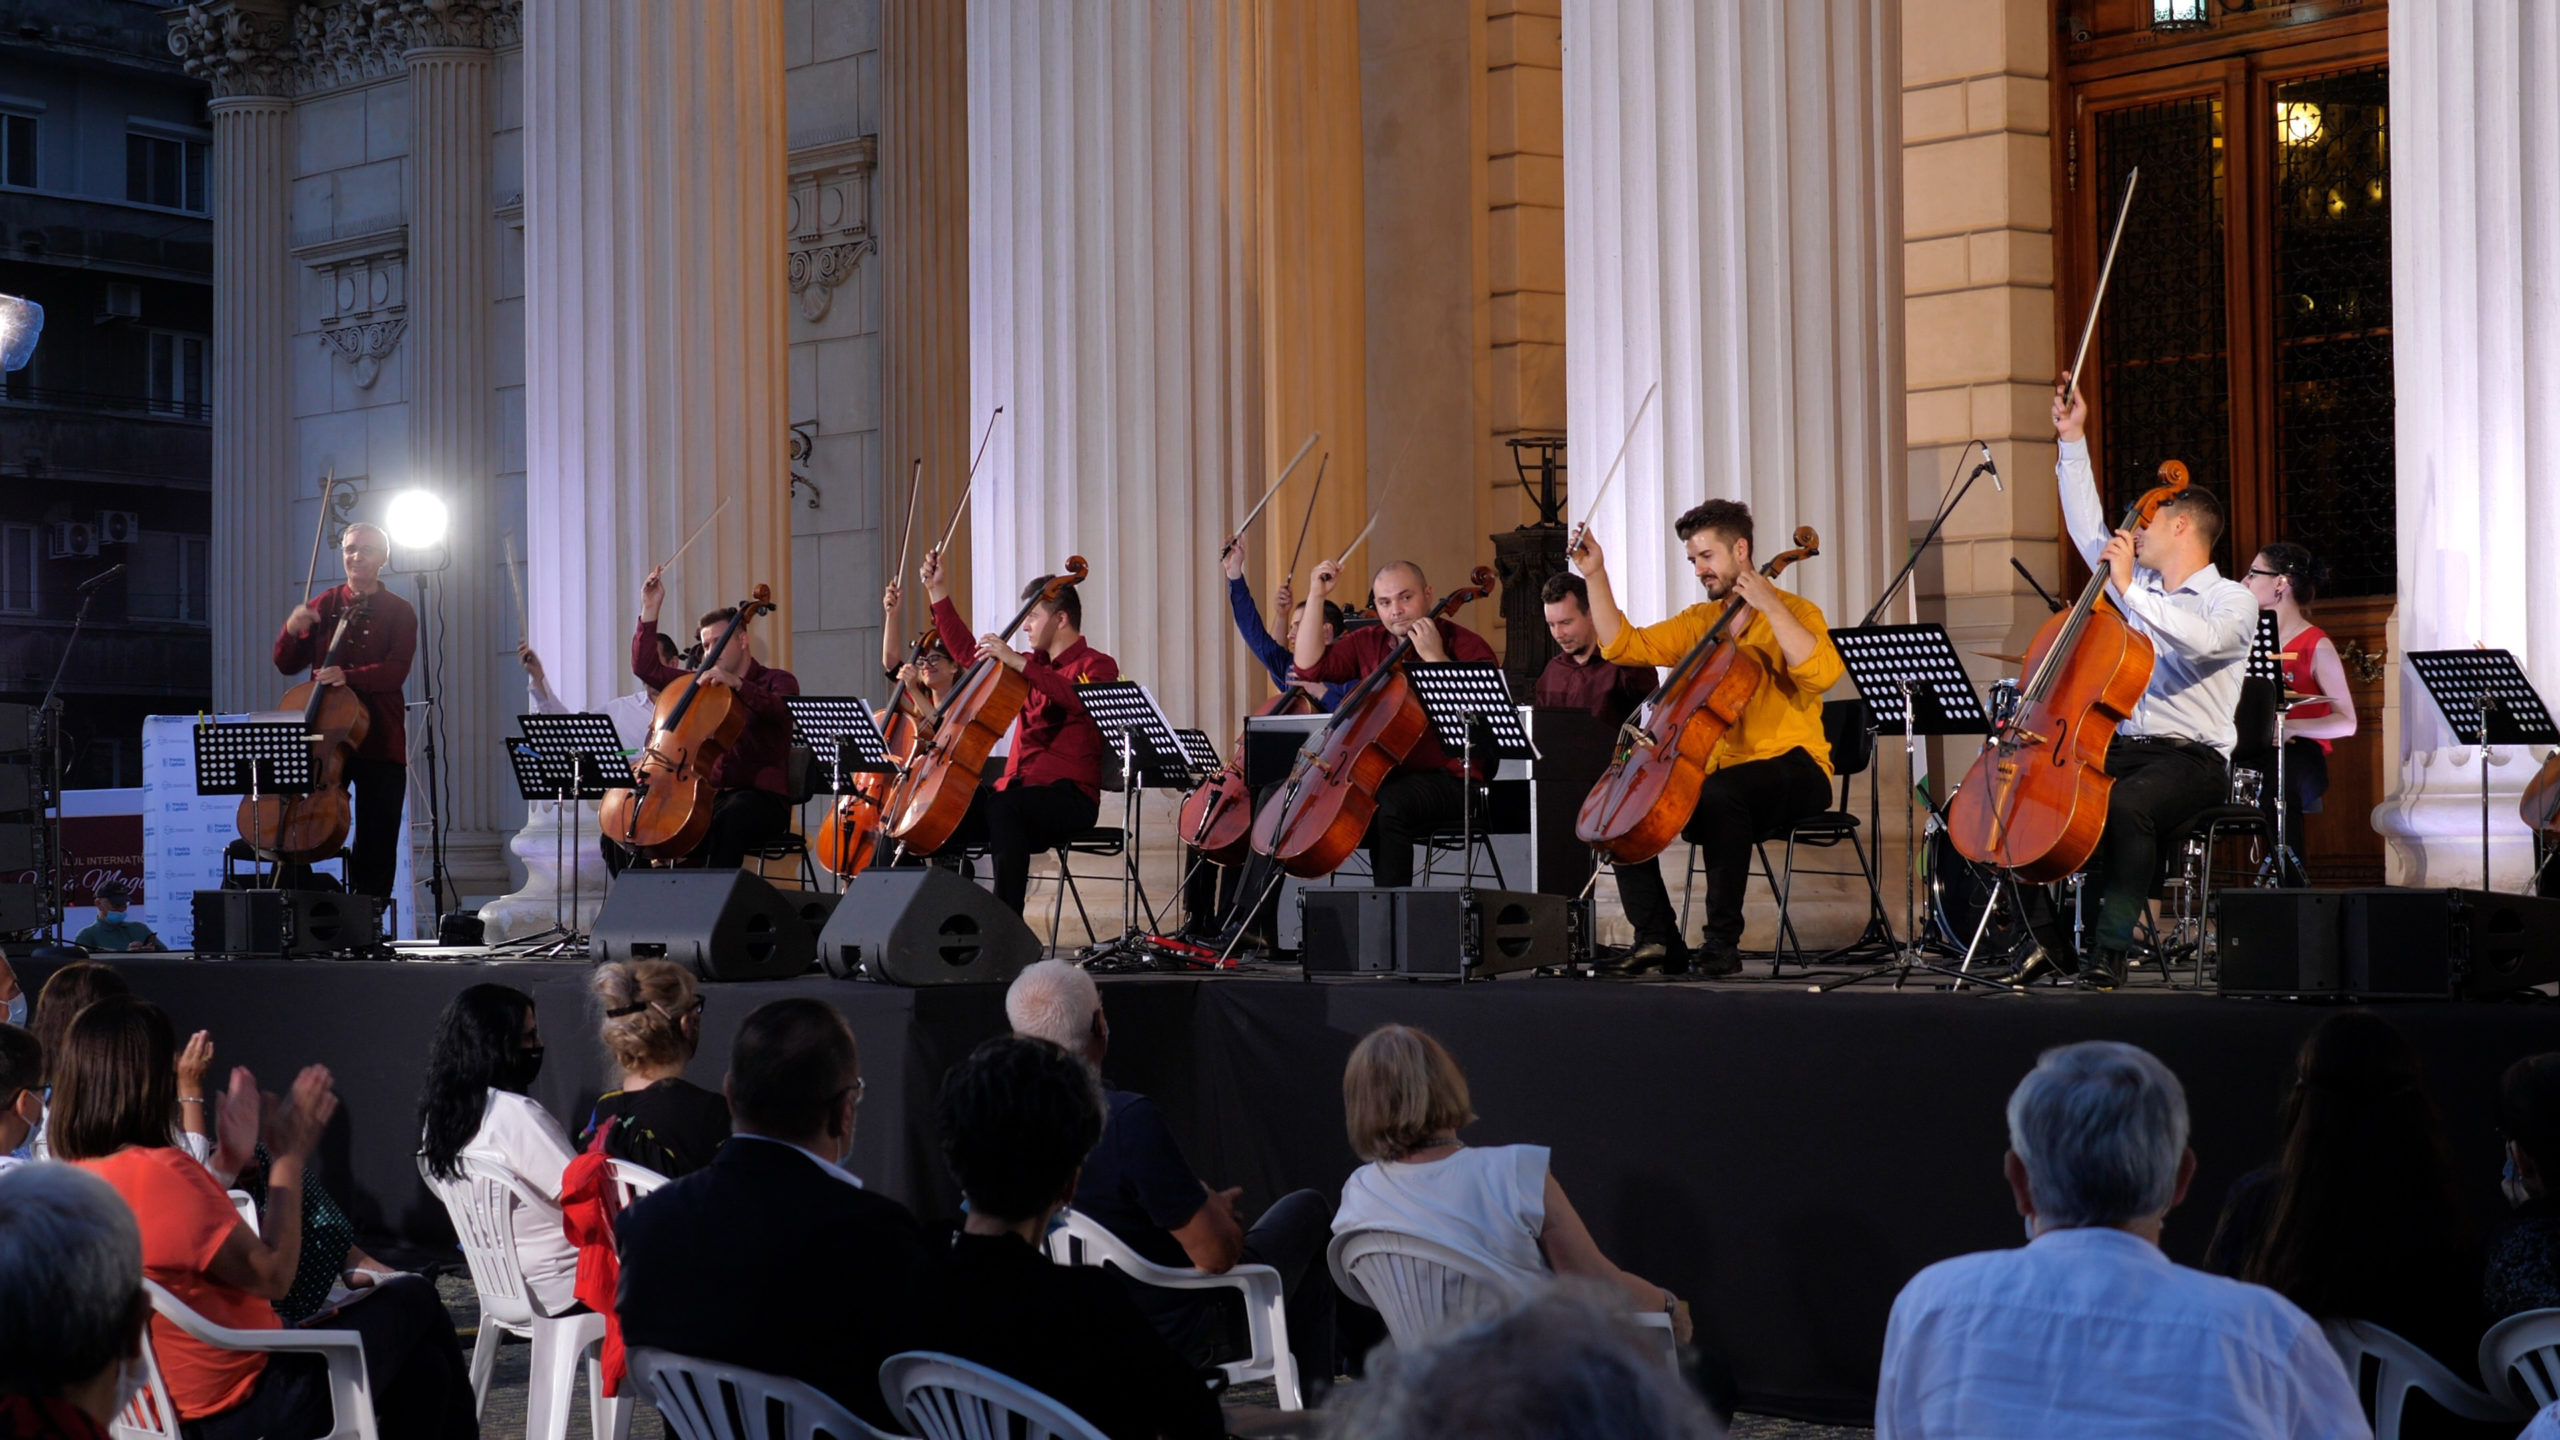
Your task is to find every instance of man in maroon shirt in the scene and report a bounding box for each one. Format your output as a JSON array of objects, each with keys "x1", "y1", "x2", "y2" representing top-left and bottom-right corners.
[
  {"x1": 1287, "y1": 559, "x2": 1500, "y2": 888},
  {"x1": 918, "y1": 549, "x2": 1120, "y2": 914},
  {"x1": 273, "y1": 523, "x2": 416, "y2": 901},
  {"x1": 1534, "y1": 573, "x2": 1686, "y2": 973},
  {"x1": 621, "y1": 565, "x2": 802, "y2": 869}
]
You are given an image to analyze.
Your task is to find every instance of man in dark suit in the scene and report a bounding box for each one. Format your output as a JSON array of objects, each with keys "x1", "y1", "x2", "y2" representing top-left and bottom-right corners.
[{"x1": 616, "y1": 999, "x2": 923, "y2": 1432}]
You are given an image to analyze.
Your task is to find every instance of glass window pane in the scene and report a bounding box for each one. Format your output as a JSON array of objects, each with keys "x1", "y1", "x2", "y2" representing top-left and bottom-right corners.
[
  {"x1": 184, "y1": 140, "x2": 206, "y2": 212},
  {"x1": 132, "y1": 532, "x2": 176, "y2": 619},
  {"x1": 3, "y1": 115, "x2": 32, "y2": 188},
  {"x1": 125, "y1": 132, "x2": 148, "y2": 203}
]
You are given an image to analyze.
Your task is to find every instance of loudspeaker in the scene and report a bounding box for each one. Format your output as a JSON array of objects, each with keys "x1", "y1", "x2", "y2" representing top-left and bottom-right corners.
[
  {"x1": 814, "y1": 867, "x2": 1039, "y2": 985},
  {"x1": 791, "y1": 890, "x2": 842, "y2": 937},
  {"x1": 2217, "y1": 889, "x2": 2345, "y2": 996},
  {"x1": 0, "y1": 763, "x2": 34, "y2": 816},
  {"x1": 0, "y1": 883, "x2": 44, "y2": 935},
  {"x1": 190, "y1": 889, "x2": 386, "y2": 958},
  {"x1": 0, "y1": 823, "x2": 39, "y2": 871},
  {"x1": 590, "y1": 870, "x2": 815, "y2": 981},
  {"x1": 0, "y1": 705, "x2": 32, "y2": 754},
  {"x1": 1301, "y1": 887, "x2": 1565, "y2": 978}
]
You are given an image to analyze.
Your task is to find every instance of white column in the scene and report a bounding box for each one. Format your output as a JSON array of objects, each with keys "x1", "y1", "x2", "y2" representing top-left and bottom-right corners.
[
  {"x1": 2373, "y1": 1, "x2": 2560, "y2": 888},
  {"x1": 1560, "y1": 0, "x2": 1903, "y2": 627},
  {"x1": 880, "y1": 0, "x2": 973, "y2": 620},
  {"x1": 966, "y1": 0, "x2": 1261, "y2": 742},
  {"x1": 519, "y1": 0, "x2": 792, "y2": 712},
  {"x1": 166, "y1": 6, "x2": 295, "y2": 711}
]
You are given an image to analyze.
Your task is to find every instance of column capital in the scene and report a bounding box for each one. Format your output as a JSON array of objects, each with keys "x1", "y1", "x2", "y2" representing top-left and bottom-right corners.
[
  {"x1": 394, "y1": 0, "x2": 519, "y2": 55},
  {"x1": 161, "y1": 0, "x2": 295, "y2": 100}
]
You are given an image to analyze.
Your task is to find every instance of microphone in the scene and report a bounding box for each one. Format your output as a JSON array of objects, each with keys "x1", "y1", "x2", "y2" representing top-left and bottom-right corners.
[
  {"x1": 1971, "y1": 440, "x2": 2003, "y2": 492},
  {"x1": 75, "y1": 564, "x2": 126, "y2": 594}
]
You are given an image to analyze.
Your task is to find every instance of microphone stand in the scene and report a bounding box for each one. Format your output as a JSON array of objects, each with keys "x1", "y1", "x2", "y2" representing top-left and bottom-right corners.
[
  {"x1": 1860, "y1": 445, "x2": 2001, "y2": 629},
  {"x1": 32, "y1": 579, "x2": 107, "y2": 941}
]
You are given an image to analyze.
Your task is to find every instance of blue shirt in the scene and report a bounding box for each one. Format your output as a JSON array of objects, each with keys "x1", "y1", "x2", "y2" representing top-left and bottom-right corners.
[{"x1": 1226, "y1": 576, "x2": 1349, "y2": 710}]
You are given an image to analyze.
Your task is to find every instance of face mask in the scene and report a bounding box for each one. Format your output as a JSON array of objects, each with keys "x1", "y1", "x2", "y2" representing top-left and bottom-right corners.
[
  {"x1": 2022, "y1": 1215, "x2": 2039, "y2": 1244},
  {"x1": 6, "y1": 990, "x2": 22, "y2": 1028},
  {"x1": 516, "y1": 1045, "x2": 546, "y2": 1087},
  {"x1": 103, "y1": 909, "x2": 127, "y2": 925},
  {"x1": 2505, "y1": 1153, "x2": 2532, "y2": 1208}
]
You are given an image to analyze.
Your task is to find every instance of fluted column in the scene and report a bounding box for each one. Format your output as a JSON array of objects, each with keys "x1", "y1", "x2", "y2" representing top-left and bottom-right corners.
[
  {"x1": 967, "y1": 0, "x2": 1262, "y2": 741},
  {"x1": 166, "y1": 4, "x2": 295, "y2": 712},
  {"x1": 2372, "y1": 1, "x2": 2560, "y2": 888},
  {"x1": 1560, "y1": 0, "x2": 1903, "y2": 628},
  {"x1": 879, "y1": 0, "x2": 972, "y2": 630},
  {"x1": 520, "y1": 0, "x2": 792, "y2": 713},
  {"x1": 403, "y1": 15, "x2": 503, "y2": 873}
]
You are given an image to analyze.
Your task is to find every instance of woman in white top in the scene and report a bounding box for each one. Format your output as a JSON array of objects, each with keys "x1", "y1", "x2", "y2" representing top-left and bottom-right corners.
[
  {"x1": 1333, "y1": 1024, "x2": 1694, "y2": 1345},
  {"x1": 417, "y1": 983, "x2": 580, "y2": 1314}
]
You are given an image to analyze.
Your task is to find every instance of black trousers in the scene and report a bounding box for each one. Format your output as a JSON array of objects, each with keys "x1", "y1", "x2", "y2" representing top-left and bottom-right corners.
[
  {"x1": 2268, "y1": 736, "x2": 2329, "y2": 885},
  {"x1": 1609, "y1": 854, "x2": 1680, "y2": 955},
  {"x1": 182, "y1": 1273, "x2": 475, "y2": 1440},
  {"x1": 1149, "y1": 1188, "x2": 1341, "y2": 1398},
  {"x1": 341, "y1": 757, "x2": 407, "y2": 903},
  {"x1": 687, "y1": 788, "x2": 792, "y2": 871},
  {"x1": 1182, "y1": 782, "x2": 1288, "y2": 941},
  {"x1": 946, "y1": 780, "x2": 1099, "y2": 913},
  {"x1": 1367, "y1": 770, "x2": 1469, "y2": 889},
  {"x1": 1618, "y1": 748, "x2": 1831, "y2": 951},
  {"x1": 2088, "y1": 735, "x2": 2230, "y2": 953}
]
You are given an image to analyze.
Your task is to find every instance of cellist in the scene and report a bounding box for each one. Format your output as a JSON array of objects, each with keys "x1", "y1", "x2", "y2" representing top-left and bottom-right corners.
[
  {"x1": 1289, "y1": 559, "x2": 1499, "y2": 888},
  {"x1": 626, "y1": 565, "x2": 802, "y2": 869},
  {"x1": 917, "y1": 548, "x2": 1120, "y2": 914},
  {"x1": 2036, "y1": 382, "x2": 2254, "y2": 987},
  {"x1": 880, "y1": 578, "x2": 960, "y2": 716},
  {"x1": 1568, "y1": 501, "x2": 1842, "y2": 977},
  {"x1": 272, "y1": 523, "x2": 416, "y2": 901}
]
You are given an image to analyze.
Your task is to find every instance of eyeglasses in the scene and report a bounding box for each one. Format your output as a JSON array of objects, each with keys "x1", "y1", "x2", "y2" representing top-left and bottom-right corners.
[{"x1": 2246, "y1": 567, "x2": 2284, "y2": 581}]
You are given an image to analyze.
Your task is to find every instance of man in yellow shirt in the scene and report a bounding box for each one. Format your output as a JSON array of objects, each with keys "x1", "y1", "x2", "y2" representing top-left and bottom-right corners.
[{"x1": 1570, "y1": 500, "x2": 1844, "y2": 975}]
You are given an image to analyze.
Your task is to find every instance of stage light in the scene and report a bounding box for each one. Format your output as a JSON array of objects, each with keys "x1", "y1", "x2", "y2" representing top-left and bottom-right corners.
[
  {"x1": 0, "y1": 294, "x2": 41, "y2": 373},
  {"x1": 2280, "y1": 101, "x2": 2325, "y2": 148},
  {"x1": 2151, "y1": 0, "x2": 2208, "y2": 28},
  {"x1": 385, "y1": 490, "x2": 449, "y2": 551}
]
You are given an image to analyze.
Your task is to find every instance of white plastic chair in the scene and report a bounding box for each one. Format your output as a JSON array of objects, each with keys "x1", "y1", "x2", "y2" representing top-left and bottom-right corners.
[
  {"x1": 112, "y1": 1279, "x2": 377, "y2": 1440},
  {"x1": 608, "y1": 1157, "x2": 670, "y2": 1210},
  {"x1": 229, "y1": 1189, "x2": 260, "y2": 1235},
  {"x1": 1042, "y1": 1206, "x2": 1300, "y2": 1409},
  {"x1": 878, "y1": 1351, "x2": 1110, "y2": 1440},
  {"x1": 2323, "y1": 1316, "x2": 2526, "y2": 1439},
  {"x1": 2481, "y1": 1308, "x2": 2560, "y2": 1409},
  {"x1": 629, "y1": 1347, "x2": 900, "y2": 1440},
  {"x1": 418, "y1": 1152, "x2": 633, "y2": 1440},
  {"x1": 1326, "y1": 1226, "x2": 1678, "y2": 1371}
]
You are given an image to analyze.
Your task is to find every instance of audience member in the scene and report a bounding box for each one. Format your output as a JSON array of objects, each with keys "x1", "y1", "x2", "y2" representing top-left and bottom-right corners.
[
  {"x1": 2486, "y1": 1052, "x2": 2560, "y2": 1322},
  {"x1": 1333, "y1": 1025, "x2": 1694, "y2": 1344},
  {"x1": 0, "y1": 1165, "x2": 152, "y2": 1438},
  {"x1": 29, "y1": 962, "x2": 128, "y2": 1087},
  {"x1": 69, "y1": 881, "x2": 159, "y2": 954},
  {"x1": 417, "y1": 982, "x2": 579, "y2": 1314},
  {"x1": 580, "y1": 960, "x2": 729, "y2": 1178},
  {"x1": 2205, "y1": 1010, "x2": 2482, "y2": 1371},
  {"x1": 0, "y1": 1024, "x2": 40, "y2": 1175},
  {"x1": 915, "y1": 1034, "x2": 1224, "y2": 1440},
  {"x1": 1876, "y1": 1040, "x2": 2366, "y2": 1439},
  {"x1": 616, "y1": 998, "x2": 922, "y2": 1433},
  {"x1": 52, "y1": 996, "x2": 474, "y2": 1440},
  {"x1": 1007, "y1": 960, "x2": 1337, "y2": 1388},
  {"x1": 1, "y1": 952, "x2": 19, "y2": 1028},
  {"x1": 1325, "y1": 1282, "x2": 1723, "y2": 1440}
]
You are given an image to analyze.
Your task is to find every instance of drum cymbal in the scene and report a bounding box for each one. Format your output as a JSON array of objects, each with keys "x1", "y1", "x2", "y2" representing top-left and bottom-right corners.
[{"x1": 1975, "y1": 649, "x2": 2028, "y2": 666}]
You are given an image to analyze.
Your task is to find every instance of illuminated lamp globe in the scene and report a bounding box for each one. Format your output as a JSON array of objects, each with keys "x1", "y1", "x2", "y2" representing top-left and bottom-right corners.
[
  {"x1": 385, "y1": 490, "x2": 450, "y2": 550},
  {"x1": 0, "y1": 294, "x2": 42, "y2": 373}
]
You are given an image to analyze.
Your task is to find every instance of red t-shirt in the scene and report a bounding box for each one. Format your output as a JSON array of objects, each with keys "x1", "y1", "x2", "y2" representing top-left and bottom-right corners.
[
  {"x1": 2280, "y1": 623, "x2": 2335, "y2": 753},
  {"x1": 73, "y1": 1147, "x2": 277, "y2": 1420}
]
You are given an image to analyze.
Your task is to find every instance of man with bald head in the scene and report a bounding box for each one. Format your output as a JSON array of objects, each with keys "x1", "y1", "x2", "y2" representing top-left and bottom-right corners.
[
  {"x1": 1289, "y1": 559, "x2": 1500, "y2": 888},
  {"x1": 274, "y1": 521, "x2": 418, "y2": 901}
]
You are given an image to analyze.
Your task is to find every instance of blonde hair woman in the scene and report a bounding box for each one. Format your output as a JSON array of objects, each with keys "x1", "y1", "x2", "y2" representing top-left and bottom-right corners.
[
  {"x1": 580, "y1": 961, "x2": 729, "y2": 1178},
  {"x1": 1335, "y1": 1024, "x2": 1693, "y2": 1346}
]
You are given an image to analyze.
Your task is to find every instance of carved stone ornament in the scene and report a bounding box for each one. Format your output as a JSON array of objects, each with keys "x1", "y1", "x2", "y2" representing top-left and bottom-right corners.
[
  {"x1": 161, "y1": 0, "x2": 296, "y2": 99},
  {"x1": 288, "y1": 1, "x2": 405, "y2": 92},
  {"x1": 321, "y1": 317, "x2": 406, "y2": 389},
  {"x1": 786, "y1": 136, "x2": 878, "y2": 323},
  {"x1": 393, "y1": 0, "x2": 516, "y2": 51}
]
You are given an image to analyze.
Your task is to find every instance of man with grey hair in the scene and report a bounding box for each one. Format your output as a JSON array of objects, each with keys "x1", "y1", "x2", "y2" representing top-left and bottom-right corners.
[
  {"x1": 1876, "y1": 1041, "x2": 2366, "y2": 1438},
  {"x1": 1005, "y1": 960, "x2": 1339, "y2": 1397},
  {"x1": 0, "y1": 1164, "x2": 151, "y2": 1430},
  {"x1": 273, "y1": 519, "x2": 417, "y2": 901}
]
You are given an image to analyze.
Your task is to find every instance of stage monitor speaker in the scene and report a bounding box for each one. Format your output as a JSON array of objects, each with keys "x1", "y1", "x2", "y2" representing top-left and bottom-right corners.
[
  {"x1": 190, "y1": 889, "x2": 386, "y2": 958},
  {"x1": 0, "y1": 883, "x2": 43, "y2": 935},
  {"x1": 815, "y1": 867, "x2": 1038, "y2": 986},
  {"x1": 2345, "y1": 888, "x2": 2560, "y2": 999},
  {"x1": 0, "y1": 822, "x2": 38, "y2": 872},
  {"x1": 590, "y1": 870, "x2": 815, "y2": 981},
  {"x1": 0, "y1": 704, "x2": 33, "y2": 754},
  {"x1": 792, "y1": 890, "x2": 842, "y2": 937},
  {"x1": 2216, "y1": 889, "x2": 2345, "y2": 997},
  {"x1": 0, "y1": 763, "x2": 34, "y2": 817},
  {"x1": 1302, "y1": 887, "x2": 1564, "y2": 979}
]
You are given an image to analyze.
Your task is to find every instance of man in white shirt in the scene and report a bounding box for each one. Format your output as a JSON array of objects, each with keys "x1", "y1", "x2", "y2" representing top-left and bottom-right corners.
[
  {"x1": 2036, "y1": 383, "x2": 2257, "y2": 988},
  {"x1": 1876, "y1": 1040, "x2": 2367, "y2": 1440}
]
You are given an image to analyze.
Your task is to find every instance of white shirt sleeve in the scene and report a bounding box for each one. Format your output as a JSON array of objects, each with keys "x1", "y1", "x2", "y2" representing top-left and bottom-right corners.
[
  {"x1": 2119, "y1": 574, "x2": 2258, "y2": 665},
  {"x1": 528, "y1": 672, "x2": 567, "y2": 716},
  {"x1": 476, "y1": 1089, "x2": 580, "y2": 1201},
  {"x1": 2520, "y1": 1403, "x2": 2560, "y2": 1440},
  {"x1": 2057, "y1": 438, "x2": 2112, "y2": 570},
  {"x1": 2282, "y1": 1322, "x2": 2374, "y2": 1440}
]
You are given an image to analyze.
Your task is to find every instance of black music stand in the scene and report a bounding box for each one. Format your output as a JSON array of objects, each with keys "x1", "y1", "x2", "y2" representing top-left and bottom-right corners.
[
  {"x1": 1407, "y1": 663, "x2": 1538, "y2": 890},
  {"x1": 2410, "y1": 649, "x2": 2559, "y2": 892},
  {"x1": 1821, "y1": 625, "x2": 2011, "y2": 993},
  {"x1": 194, "y1": 721, "x2": 317, "y2": 890},
  {"x1": 2240, "y1": 610, "x2": 2309, "y2": 885},
  {"x1": 2246, "y1": 609, "x2": 2283, "y2": 688},
  {"x1": 1074, "y1": 681, "x2": 1194, "y2": 957},
  {"x1": 501, "y1": 713, "x2": 627, "y2": 955},
  {"x1": 1174, "y1": 728, "x2": 1221, "y2": 777},
  {"x1": 787, "y1": 699, "x2": 895, "y2": 885}
]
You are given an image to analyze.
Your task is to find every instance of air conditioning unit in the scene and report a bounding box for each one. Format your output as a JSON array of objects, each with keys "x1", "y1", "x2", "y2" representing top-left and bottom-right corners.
[
  {"x1": 47, "y1": 520, "x2": 96, "y2": 559},
  {"x1": 99, "y1": 283, "x2": 142, "y2": 320},
  {"x1": 96, "y1": 511, "x2": 140, "y2": 545}
]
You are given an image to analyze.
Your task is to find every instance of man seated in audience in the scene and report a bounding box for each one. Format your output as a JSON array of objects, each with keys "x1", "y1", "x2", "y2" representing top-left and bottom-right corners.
[
  {"x1": 914, "y1": 1034, "x2": 1225, "y2": 1440},
  {"x1": 1875, "y1": 1040, "x2": 2368, "y2": 1439},
  {"x1": 2487, "y1": 1051, "x2": 2560, "y2": 1321},
  {"x1": 70, "y1": 881, "x2": 159, "y2": 954},
  {"x1": 1006, "y1": 961, "x2": 1337, "y2": 1391},
  {"x1": 1326, "y1": 1283, "x2": 1722, "y2": 1440},
  {"x1": 0, "y1": 1024, "x2": 39, "y2": 1174},
  {"x1": 0, "y1": 1165, "x2": 153, "y2": 1438},
  {"x1": 617, "y1": 998, "x2": 923, "y2": 1434}
]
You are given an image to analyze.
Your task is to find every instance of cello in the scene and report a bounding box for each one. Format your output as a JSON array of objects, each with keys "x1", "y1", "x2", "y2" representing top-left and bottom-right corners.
[
  {"x1": 810, "y1": 627, "x2": 942, "y2": 878},
  {"x1": 1945, "y1": 460, "x2": 2190, "y2": 883},
  {"x1": 236, "y1": 598, "x2": 374, "y2": 864},
  {"x1": 1574, "y1": 527, "x2": 1822, "y2": 865},
  {"x1": 886, "y1": 557, "x2": 1089, "y2": 857},
  {"x1": 598, "y1": 585, "x2": 776, "y2": 863},
  {"x1": 1248, "y1": 566, "x2": 1499, "y2": 880}
]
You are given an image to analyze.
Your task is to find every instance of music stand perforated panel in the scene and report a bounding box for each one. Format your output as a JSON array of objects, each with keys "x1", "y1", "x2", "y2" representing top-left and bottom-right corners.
[
  {"x1": 1077, "y1": 682, "x2": 1195, "y2": 789},
  {"x1": 193, "y1": 721, "x2": 316, "y2": 796},
  {"x1": 1834, "y1": 625, "x2": 1990, "y2": 735},
  {"x1": 1175, "y1": 728, "x2": 1221, "y2": 774},
  {"x1": 517, "y1": 713, "x2": 630, "y2": 800},
  {"x1": 786, "y1": 698, "x2": 893, "y2": 791},
  {"x1": 2409, "y1": 650, "x2": 2559, "y2": 747},
  {"x1": 1407, "y1": 663, "x2": 1536, "y2": 759},
  {"x1": 2246, "y1": 610, "x2": 2284, "y2": 688}
]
